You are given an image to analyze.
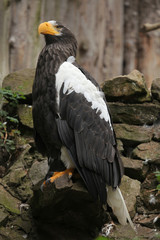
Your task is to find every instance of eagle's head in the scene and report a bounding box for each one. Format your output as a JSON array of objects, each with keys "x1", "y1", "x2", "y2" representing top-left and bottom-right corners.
[{"x1": 38, "y1": 20, "x2": 77, "y2": 49}]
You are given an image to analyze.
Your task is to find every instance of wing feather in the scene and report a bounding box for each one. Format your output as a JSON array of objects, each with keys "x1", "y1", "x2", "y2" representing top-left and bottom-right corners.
[{"x1": 55, "y1": 63, "x2": 123, "y2": 203}]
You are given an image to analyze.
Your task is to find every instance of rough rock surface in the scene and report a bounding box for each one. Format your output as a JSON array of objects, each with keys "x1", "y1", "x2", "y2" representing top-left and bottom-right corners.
[
  {"x1": 108, "y1": 102, "x2": 160, "y2": 125},
  {"x1": 122, "y1": 156, "x2": 148, "y2": 181},
  {"x1": 120, "y1": 175, "x2": 141, "y2": 218},
  {"x1": 114, "y1": 124, "x2": 152, "y2": 145},
  {"x1": 132, "y1": 141, "x2": 160, "y2": 165},
  {"x1": 18, "y1": 105, "x2": 33, "y2": 129},
  {"x1": 1, "y1": 68, "x2": 160, "y2": 239},
  {"x1": 102, "y1": 70, "x2": 151, "y2": 103},
  {"x1": 31, "y1": 175, "x2": 109, "y2": 240}
]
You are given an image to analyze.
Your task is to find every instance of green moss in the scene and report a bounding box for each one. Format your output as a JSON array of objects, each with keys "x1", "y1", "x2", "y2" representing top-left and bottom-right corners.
[
  {"x1": 18, "y1": 105, "x2": 33, "y2": 129},
  {"x1": 0, "y1": 186, "x2": 20, "y2": 215}
]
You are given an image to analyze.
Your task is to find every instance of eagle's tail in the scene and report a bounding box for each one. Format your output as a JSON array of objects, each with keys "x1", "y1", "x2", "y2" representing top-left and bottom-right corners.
[{"x1": 107, "y1": 186, "x2": 135, "y2": 231}]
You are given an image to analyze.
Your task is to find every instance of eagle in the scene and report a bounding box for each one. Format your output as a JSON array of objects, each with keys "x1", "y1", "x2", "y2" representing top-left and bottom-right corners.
[{"x1": 32, "y1": 20, "x2": 134, "y2": 228}]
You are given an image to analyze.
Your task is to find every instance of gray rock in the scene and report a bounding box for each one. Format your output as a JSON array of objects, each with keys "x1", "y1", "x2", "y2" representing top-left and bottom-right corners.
[
  {"x1": 120, "y1": 175, "x2": 141, "y2": 218},
  {"x1": 151, "y1": 78, "x2": 160, "y2": 102},
  {"x1": 114, "y1": 124, "x2": 152, "y2": 145},
  {"x1": 122, "y1": 156, "x2": 148, "y2": 181},
  {"x1": 132, "y1": 141, "x2": 160, "y2": 165},
  {"x1": 102, "y1": 70, "x2": 151, "y2": 103},
  {"x1": 29, "y1": 160, "x2": 48, "y2": 185},
  {"x1": 109, "y1": 102, "x2": 160, "y2": 125}
]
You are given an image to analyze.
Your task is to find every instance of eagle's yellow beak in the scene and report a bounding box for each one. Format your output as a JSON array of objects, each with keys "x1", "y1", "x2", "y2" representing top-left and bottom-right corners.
[{"x1": 38, "y1": 22, "x2": 59, "y2": 35}]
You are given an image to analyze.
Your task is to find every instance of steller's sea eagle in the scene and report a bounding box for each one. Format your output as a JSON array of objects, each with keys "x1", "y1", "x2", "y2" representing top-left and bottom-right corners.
[{"x1": 32, "y1": 20, "x2": 134, "y2": 228}]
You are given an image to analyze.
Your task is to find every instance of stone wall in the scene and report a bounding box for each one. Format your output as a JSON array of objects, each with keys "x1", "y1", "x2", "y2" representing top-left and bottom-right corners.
[
  {"x1": 102, "y1": 70, "x2": 160, "y2": 235},
  {"x1": 0, "y1": 69, "x2": 160, "y2": 239}
]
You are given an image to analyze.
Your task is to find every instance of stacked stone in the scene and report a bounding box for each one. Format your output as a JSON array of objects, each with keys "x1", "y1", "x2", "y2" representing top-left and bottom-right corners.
[
  {"x1": 0, "y1": 69, "x2": 159, "y2": 239},
  {"x1": 102, "y1": 70, "x2": 160, "y2": 231}
]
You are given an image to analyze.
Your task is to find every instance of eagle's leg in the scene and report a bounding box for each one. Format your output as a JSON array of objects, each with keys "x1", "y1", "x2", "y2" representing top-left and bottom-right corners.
[
  {"x1": 41, "y1": 168, "x2": 74, "y2": 191},
  {"x1": 49, "y1": 168, "x2": 74, "y2": 182}
]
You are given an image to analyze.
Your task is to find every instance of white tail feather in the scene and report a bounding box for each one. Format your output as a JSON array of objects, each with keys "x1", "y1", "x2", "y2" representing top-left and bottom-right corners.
[{"x1": 107, "y1": 186, "x2": 135, "y2": 231}]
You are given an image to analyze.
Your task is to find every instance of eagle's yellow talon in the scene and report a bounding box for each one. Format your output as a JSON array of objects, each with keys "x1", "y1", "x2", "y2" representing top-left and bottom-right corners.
[{"x1": 49, "y1": 168, "x2": 74, "y2": 183}]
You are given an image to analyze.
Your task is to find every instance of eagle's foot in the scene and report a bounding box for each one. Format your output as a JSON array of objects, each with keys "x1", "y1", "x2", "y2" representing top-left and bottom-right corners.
[
  {"x1": 49, "y1": 168, "x2": 74, "y2": 183},
  {"x1": 41, "y1": 168, "x2": 74, "y2": 191}
]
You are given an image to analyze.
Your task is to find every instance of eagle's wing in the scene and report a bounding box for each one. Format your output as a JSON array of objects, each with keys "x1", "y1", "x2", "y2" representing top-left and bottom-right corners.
[{"x1": 55, "y1": 57, "x2": 123, "y2": 203}]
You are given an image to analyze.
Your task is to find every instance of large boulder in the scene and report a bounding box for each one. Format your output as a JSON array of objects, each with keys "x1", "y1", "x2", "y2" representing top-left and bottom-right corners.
[
  {"x1": 102, "y1": 70, "x2": 151, "y2": 103},
  {"x1": 2, "y1": 68, "x2": 35, "y2": 103},
  {"x1": 31, "y1": 175, "x2": 109, "y2": 240}
]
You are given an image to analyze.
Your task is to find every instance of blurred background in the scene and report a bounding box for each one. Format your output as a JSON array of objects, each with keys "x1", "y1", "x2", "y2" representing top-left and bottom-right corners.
[{"x1": 1, "y1": 0, "x2": 160, "y2": 88}]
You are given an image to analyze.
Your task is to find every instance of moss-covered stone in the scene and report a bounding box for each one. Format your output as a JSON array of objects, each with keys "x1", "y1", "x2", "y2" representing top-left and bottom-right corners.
[
  {"x1": 12, "y1": 216, "x2": 32, "y2": 234},
  {"x1": 8, "y1": 168, "x2": 27, "y2": 186},
  {"x1": 0, "y1": 185, "x2": 20, "y2": 215},
  {"x1": 18, "y1": 104, "x2": 33, "y2": 128},
  {"x1": 2, "y1": 68, "x2": 35, "y2": 94},
  {"x1": 16, "y1": 181, "x2": 33, "y2": 202},
  {"x1": 2, "y1": 68, "x2": 35, "y2": 103},
  {"x1": 102, "y1": 70, "x2": 151, "y2": 103}
]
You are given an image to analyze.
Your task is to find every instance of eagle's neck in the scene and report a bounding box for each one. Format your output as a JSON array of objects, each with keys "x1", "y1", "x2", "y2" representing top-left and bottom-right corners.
[{"x1": 44, "y1": 34, "x2": 77, "y2": 58}]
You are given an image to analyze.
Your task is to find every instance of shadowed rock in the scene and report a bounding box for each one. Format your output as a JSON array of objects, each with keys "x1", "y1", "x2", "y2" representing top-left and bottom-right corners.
[
  {"x1": 109, "y1": 102, "x2": 160, "y2": 125},
  {"x1": 31, "y1": 174, "x2": 109, "y2": 240}
]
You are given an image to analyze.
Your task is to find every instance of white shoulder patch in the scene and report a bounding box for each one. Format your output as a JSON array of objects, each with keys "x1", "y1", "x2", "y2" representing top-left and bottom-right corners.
[
  {"x1": 55, "y1": 59, "x2": 112, "y2": 129},
  {"x1": 67, "y1": 56, "x2": 75, "y2": 64}
]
